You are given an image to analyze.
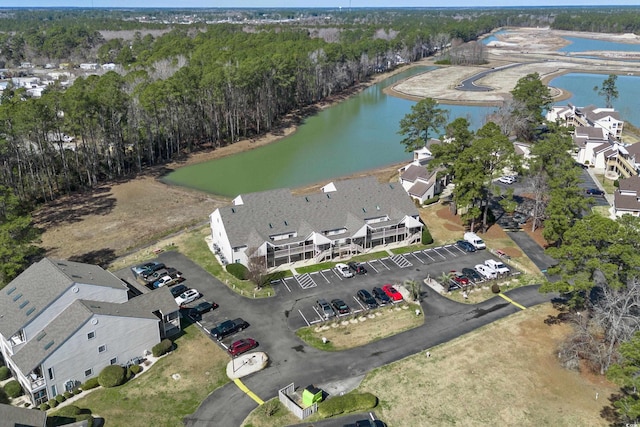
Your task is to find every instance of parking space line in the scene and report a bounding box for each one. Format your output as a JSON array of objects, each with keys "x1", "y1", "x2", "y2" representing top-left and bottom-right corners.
[
  {"x1": 352, "y1": 296, "x2": 366, "y2": 310},
  {"x1": 433, "y1": 248, "x2": 447, "y2": 259},
  {"x1": 422, "y1": 250, "x2": 435, "y2": 261},
  {"x1": 378, "y1": 258, "x2": 391, "y2": 270},
  {"x1": 233, "y1": 378, "x2": 264, "y2": 405},
  {"x1": 298, "y1": 309, "x2": 310, "y2": 326},
  {"x1": 451, "y1": 245, "x2": 467, "y2": 255},
  {"x1": 366, "y1": 262, "x2": 379, "y2": 273},
  {"x1": 442, "y1": 245, "x2": 458, "y2": 257},
  {"x1": 409, "y1": 252, "x2": 424, "y2": 263},
  {"x1": 498, "y1": 293, "x2": 527, "y2": 310},
  {"x1": 318, "y1": 271, "x2": 331, "y2": 283},
  {"x1": 281, "y1": 279, "x2": 292, "y2": 293}
]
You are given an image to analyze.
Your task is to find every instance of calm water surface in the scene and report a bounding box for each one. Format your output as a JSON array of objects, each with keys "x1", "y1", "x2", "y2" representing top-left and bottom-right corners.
[{"x1": 163, "y1": 67, "x2": 494, "y2": 196}]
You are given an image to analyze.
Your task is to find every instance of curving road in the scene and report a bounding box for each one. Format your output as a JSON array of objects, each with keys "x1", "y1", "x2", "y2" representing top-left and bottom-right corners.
[
  {"x1": 182, "y1": 274, "x2": 554, "y2": 427},
  {"x1": 455, "y1": 63, "x2": 524, "y2": 91}
]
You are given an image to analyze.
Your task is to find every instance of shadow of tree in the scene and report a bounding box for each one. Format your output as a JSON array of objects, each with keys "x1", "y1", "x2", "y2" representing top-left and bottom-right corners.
[
  {"x1": 600, "y1": 392, "x2": 625, "y2": 426},
  {"x1": 33, "y1": 185, "x2": 115, "y2": 228},
  {"x1": 68, "y1": 248, "x2": 117, "y2": 268}
]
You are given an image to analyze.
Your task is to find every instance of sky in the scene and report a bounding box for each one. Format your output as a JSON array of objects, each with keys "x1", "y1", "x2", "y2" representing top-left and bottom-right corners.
[{"x1": 2, "y1": 1, "x2": 639, "y2": 8}]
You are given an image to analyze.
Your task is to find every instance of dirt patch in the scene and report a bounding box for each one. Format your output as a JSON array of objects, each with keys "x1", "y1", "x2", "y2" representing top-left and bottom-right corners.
[
  {"x1": 360, "y1": 304, "x2": 618, "y2": 427},
  {"x1": 500, "y1": 246, "x2": 523, "y2": 258},
  {"x1": 522, "y1": 222, "x2": 550, "y2": 249}
]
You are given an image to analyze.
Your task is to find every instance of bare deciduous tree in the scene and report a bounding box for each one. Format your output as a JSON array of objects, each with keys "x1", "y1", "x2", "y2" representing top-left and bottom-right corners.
[{"x1": 245, "y1": 248, "x2": 268, "y2": 290}]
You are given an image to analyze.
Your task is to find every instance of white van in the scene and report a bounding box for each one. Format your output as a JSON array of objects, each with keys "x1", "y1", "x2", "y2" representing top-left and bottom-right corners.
[
  {"x1": 485, "y1": 259, "x2": 510, "y2": 275},
  {"x1": 475, "y1": 264, "x2": 497, "y2": 280},
  {"x1": 464, "y1": 232, "x2": 486, "y2": 250}
]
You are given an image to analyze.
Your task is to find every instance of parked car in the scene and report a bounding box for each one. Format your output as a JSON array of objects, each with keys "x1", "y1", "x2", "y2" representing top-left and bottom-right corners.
[
  {"x1": 382, "y1": 284, "x2": 403, "y2": 301},
  {"x1": 485, "y1": 259, "x2": 510, "y2": 275},
  {"x1": 152, "y1": 273, "x2": 183, "y2": 288},
  {"x1": 227, "y1": 338, "x2": 258, "y2": 357},
  {"x1": 174, "y1": 289, "x2": 201, "y2": 306},
  {"x1": 462, "y1": 267, "x2": 483, "y2": 283},
  {"x1": 316, "y1": 299, "x2": 336, "y2": 319},
  {"x1": 474, "y1": 264, "x2": 497, "y2": 280},
  {"x1": 335, "y1": 263, "x2": 354, "y2": 278},
  {"x1": 145, "y1": 267, "x2": 181, "y2": 282},
  {"x1": 449, "y1": 271, "x2": 470, "y2": 286},
  {"x1": 498, "y1": 175, "x2": 517, "y2": 184},
  {"x1": 331, "y1": 298, "x2": 350, "y2": 315},
  {"x1": 131, "y1": 261, "x2": 163, "y2": 278},
  {"x1": 586, "y1": 188, "x2": 605, "y2": 196},
  {"x1": 357, "y1": 289, "x2": 378, "y2": 309},
  {"x1": 170, "y1": 284, "x2": 188, "y2": 298},
  {"x1": 372, "y1": 287, "x2": 392, "y2": 305},
  {"x1": 512, "y1": 212, "x2": 528, "y2": 224},
  {"x1": 140, "y1": 262, "x2": 167, "y2": 279},
  {"x1": 187, "y1": 300, "x2": 218, "y2": 321},
  {"x1": 211, "y1": 318, "x2": 249, "y2": 341},
  {"x1": 456, "y1": 240, "x2": 476, "y2": 252},
  {"x1": 348, "y1": 262, "x2": 367, "y2": 274}
]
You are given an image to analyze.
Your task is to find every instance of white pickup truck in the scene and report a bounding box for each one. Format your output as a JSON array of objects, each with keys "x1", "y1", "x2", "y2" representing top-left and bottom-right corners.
[{"x1": 485, "y1": 259, "x2": 510, "y2": 275}]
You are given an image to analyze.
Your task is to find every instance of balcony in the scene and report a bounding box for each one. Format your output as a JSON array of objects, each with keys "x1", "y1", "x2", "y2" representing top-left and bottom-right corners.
[{"x1": 28, "y1": 373, "x2": 45, "y2": 391}]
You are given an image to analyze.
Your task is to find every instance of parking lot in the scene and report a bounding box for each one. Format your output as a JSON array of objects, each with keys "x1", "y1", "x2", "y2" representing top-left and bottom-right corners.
[{"x1": 279, "y1": 244, "x2": 521, "y2": 330}]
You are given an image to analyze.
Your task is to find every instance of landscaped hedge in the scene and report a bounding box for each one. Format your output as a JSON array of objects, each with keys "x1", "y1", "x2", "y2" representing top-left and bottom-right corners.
[
  {"x1": 130, "y1": 364, "x2": 142, "y2": 375},
  {"x1": 39, "y1": 403, "x2": 50, "y2": 411},
  {"x1": 0, "y1": 366, "x2": 10, "y2": 381},
  {"x1": 423, "y1": 195, "x2": 440, "y2": 206},
  {"x1": 98, "y1": 365, "x2": 126, "y2": 388},
  {"x1": 152, "y1": 339, "x2": 173, "y2": 357},
  {"x1": 48, "y1": 399, "x2": 58, "y2": 408},
  {"x1": 82, "y1": 377, "x2": 100, "y2": 390},
  {"x1": 54, "y1": 404, "x2": 81, "y2": 417},
  {"x1": 63, "y1": 391, "x2": 73, "y2": 398},
  {"x1": 226, "y1": 263, "x2": 248, "y2": 280},
  {"x1": 421, "y1": 227, "x2": 433, "y2": 245},
  {"x1": 55, "y1": 394, "x2": 66, "y2": 403},
  {"x1": 0, "y1": 387, "x2": 8, "y2": 404},
  {"x1": 52, "y1": 405, "x2": 94, "y2": 427},
  {"x1": 317, "y1": 391, "x2": 378, "y2": 418},
  {"x1": 4, "y1": 380, "x2": 22, "y2": 398}
]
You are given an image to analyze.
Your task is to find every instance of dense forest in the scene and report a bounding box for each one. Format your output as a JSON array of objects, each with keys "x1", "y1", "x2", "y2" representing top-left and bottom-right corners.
[{"x1": 0, "y1": 7, "x2": 639, "y2": 204}]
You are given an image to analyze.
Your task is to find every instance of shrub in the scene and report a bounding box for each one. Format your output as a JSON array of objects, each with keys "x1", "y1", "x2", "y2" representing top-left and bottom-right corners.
[
  {"x1": 152, "y1": 339, "x2": 173, "y2": 357},
  {"x1": 491, "y1": 283, "x2": 501, "y2": 293},
  {"x1": 98, "y1": 365, "x2": 126, "y2": 388},
  {"x1": 126, "y1": 367, "x2": 135, "y2": 381},
  {"x1": 421, "y1": 227, "x2": 433, "y2": 245},
  {"x1": 4, "y1": 380, "x2": 22, "y2": 398},
  {"x1": 82, "y1": 377, "x2": 100, "y2": 390},
  {"x1": 63, "y1": 391, "x2": 73, "y2": 398},
  {"x1": 73, "y1": 388, "x2": 83, "y2": 395},
  {"x1": 0, "y1": 387, "x2": 8, "y2": 404},
  {"x1": 54, "y1": 405, "x2": 81, "y2": 417},
  {"x1": 76, "y1": 414, "x2": 94, "y2": 427},
  {"x1": 39, "y1": 403, "x2": 50, "y2": 411},
  {"x1": 48, "y1": 399, "x2": 58, "y2": 408},
  {"x1": 317, "y1": 391, "x2": 378, "y2": 418},
  {"x1": 55, "y1": 394, "x2": 66, "y2": 403},
  {"x1": 614, "y1": 179, "x2": 620, "y2": 188},
  {"x1": 226, "y1": 263, "x2": 248, "y2": 280},
  {"x1": 130, "y1": 364, "x2": 142, "y2": 375},
  {"x1": 0, "y1": 366, "x2": 10, "y2": 381},
  {"x1": 423, "y1": 195, "x2": 440, "y2": 206}
]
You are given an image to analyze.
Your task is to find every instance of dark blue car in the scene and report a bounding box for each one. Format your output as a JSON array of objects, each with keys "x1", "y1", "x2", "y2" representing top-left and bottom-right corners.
[{"x1": 456, "y1": 240, "x2": 476, "y2": 252}]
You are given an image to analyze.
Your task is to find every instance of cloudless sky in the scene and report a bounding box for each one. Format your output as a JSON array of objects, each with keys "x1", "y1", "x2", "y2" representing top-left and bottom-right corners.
[{"x1": 2, "y1": 1, "x2": 639, "y2": 9}]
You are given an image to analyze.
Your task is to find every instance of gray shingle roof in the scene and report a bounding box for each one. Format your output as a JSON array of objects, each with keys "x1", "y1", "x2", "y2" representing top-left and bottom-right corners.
[
  {"x1": 0, "y1": 403, "x2": 47, "y2": 427},
  {"x1": 0, "y1": 258, "x2": 127, "y2": 338},
  {"x1": 618, "y1": 175, "x2": 640, "y2": 193},
  {"x1": 121, "y1": 286, "x2": 178, "y2": 317},
  {"x1": 218, "y1": 177, "x2": 419, "y2": 249},
  {"x1": 400, "y1": 164, "x2": 430, "y2": 183},
  {"x1": 12, "y1": 300, "x2": 92, "y2": 374}
]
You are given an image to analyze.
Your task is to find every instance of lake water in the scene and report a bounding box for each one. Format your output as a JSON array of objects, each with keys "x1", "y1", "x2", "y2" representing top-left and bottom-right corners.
[
  {"x1": 559, "y1": 36, "x2": 640, "y2": 53},
  {"x1": 549, "y1": 73, "x2": 640, "y2": 127},
  {"x1": 163, "y1": 67, "x2": 495, "y2": 196},
  {"x1": 166, "y1": 31, "x2": 640, "y2": 197}
]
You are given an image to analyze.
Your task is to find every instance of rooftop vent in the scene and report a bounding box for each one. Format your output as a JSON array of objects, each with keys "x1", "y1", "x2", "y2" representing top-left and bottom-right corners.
[
  {"x1": 6, "y1": 286, "x2": 16, "y2": 295},
  {"x1": 284, "y1": 220, "x2": 288, "y2": 226},
  {"x1": 26, "y1": 307, "x2": 35, "y2": 316},
  {"x1": 36, "y1": 331, "x2": 46, "y2": 342},
  {"x1": 231, "y1": 207, "x2": 236, "y2": 213},
  {"x1": 362, "y1": 208, "x2": 366, "y2": 213},
  {"x1": 327, "y1": 194, "x2": 331, "y2": 199},
  {"x1": 12, "y1": 293, "x2": 22, "y2": 302},
  {"x1": 305, "y1": 196, "x2": 309, "y2": 202},
  {"x1": 19, "y1": 300, "x2": 29, "y2": 309},
  {"x1": 44, "y1": 341, "x2": 54, "y2": 351}
]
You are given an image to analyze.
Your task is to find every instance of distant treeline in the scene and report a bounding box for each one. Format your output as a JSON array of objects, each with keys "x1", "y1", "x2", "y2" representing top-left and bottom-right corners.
[
  {"x1": 552, "y1": 9, "x2": 640, "y2": 33},
  {"x1": 0, "y1": 8, "x2": 636, "y2": 204}
]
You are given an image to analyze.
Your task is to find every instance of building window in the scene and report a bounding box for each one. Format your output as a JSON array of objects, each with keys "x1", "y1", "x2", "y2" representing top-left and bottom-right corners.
[
  {"x1": 47, "y1": 367, "x2": 54, "y2": 380},
  {"x1": 84, "y1": 369, "x2": 93, "y2": 377},
  {"x1": 87, "y1": 331, "x2": 95, "y2": 340},
  {"x1": 34, "y1": 389, "x2": 47, "y2": 406},
  {"x1": 98, "y1": 345, "x2": 106, "y2": 353},
  {"x1": 51, "y1": 385, "x2": 57, "y2": 398},
  {"x1": 110, "y1": 358, "x2": 117, "y2": 365}
]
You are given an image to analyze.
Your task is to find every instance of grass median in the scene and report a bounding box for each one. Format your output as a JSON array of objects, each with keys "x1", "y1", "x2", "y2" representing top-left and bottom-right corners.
[{"x1": 296, "y1": 302, "x2": 423, "y2": 351}]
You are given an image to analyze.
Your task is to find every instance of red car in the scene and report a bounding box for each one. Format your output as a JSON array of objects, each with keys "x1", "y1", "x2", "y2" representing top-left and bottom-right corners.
[
  {"x1": 382, "y1": 284, "x2": 403, "y2": 301},
  {"x1": 227, "y1": 338, "x2": 258, "y2": 357},
  {"x1": 449, "y1": 271, "x2": 470, "y2": 286}
]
